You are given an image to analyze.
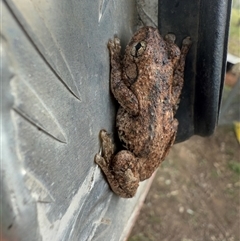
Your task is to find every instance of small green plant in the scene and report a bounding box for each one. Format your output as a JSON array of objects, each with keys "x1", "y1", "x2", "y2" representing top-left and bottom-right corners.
[
  {"x1": 228, "y1": 161, "x2": 240, "y2": 174},
  {"x1": 228, "y1": 6, "x2": 240, "y2": 56}
]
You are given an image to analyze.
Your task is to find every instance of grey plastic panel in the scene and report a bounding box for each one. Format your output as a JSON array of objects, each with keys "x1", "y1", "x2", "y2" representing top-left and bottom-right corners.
[{"x1": 1, "y1": 1, "x2": 153, "y2": 240}]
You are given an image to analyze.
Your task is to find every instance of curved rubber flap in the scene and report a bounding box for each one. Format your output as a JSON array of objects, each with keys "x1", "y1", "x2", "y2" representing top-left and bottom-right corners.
[{"x1": 158, "y1": 0, "x2": 232, "y2": 142}]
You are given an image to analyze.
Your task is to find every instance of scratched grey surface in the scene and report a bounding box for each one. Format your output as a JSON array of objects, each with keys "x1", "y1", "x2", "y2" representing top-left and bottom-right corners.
[{"x1": 1, "y1": 0, "x2": 154, "y2": 240}]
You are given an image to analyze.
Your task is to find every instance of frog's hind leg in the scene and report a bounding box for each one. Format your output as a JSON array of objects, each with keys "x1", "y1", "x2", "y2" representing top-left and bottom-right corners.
[
  {"x1": 95, "y1": 130, "x2": 140, "y2": 198},
  {"x1": 95, "y1": 130, "x2": 115, "y2": 179},
  {"x1": 109, "y1": 151, "x2": 140, "y2": 198},
  {"x1": 171, "y1": 36, "x2": 192, "y2": 113}
]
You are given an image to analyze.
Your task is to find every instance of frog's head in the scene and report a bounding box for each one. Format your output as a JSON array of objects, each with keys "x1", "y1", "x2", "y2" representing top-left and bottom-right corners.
[
  {"x1": 125, "y1": 26, "x2": 162, "y2": 61},
  {"x1": 123, "y1": 27, "x2": 163, "y2": 81}
]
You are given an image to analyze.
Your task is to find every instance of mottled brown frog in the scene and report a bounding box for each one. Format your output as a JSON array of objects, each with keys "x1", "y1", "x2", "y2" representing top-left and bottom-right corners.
[{"x1": 95, "y1": 26, "x2": 191, "y2": 198}]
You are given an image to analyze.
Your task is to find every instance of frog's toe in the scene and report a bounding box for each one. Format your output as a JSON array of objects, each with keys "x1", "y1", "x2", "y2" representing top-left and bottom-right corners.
[
  {"x1": 107, "y1": 39, "x2": 115, "y2": 50},
  {"x1": 99, "y1": 129, "x2": 109, "y2": 139},
  {"x1": 182, "y1": 36, "x2": 192, "y2": 46},
  {"x1": 108, "y1": 37, "x2": 121, "y2": 53},
  {"x1": 165, "y1": 33, "x2": 176, "y2": 44},
  {"x1": 95, "y1": 153, "x2": 107, "y2": 167},
  {"x1": 113, "y1": 36, "x2": 120, "y2": 46},
  {"x1": 100, "y1": 130, "x2": 113, "y2": 149}
]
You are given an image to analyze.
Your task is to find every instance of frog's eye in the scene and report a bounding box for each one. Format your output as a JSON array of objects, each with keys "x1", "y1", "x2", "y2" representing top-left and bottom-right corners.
[{"x1": 131, "y1": 41, "x2": 146, "y2": 57}]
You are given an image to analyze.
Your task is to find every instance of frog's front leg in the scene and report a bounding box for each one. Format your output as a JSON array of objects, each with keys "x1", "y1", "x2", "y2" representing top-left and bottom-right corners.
[
  {"x1": 171, "y1": 36, "x2": 192, "y2": 112},
  {"x1": 95, "y1": 130, "x2": 140, "y2": 198},
  {"x1": 108, "y1": 38, "x2": 139, "y2": 116}
]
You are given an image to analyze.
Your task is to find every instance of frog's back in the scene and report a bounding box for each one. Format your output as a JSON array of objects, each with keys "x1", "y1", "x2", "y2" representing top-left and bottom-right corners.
[
  {"x1": 116, "y1": 25, "x2": 180, "y2": 161},
  {"x1": 116, "y1": 97, "x2": 177, "y2": 159}
]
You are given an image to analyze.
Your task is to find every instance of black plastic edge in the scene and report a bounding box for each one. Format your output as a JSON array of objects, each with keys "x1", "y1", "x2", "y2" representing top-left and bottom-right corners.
[
  {"x1": 158, "y1": 0, "x2": 232, "y2": 142},
  {"x1": 194, "y1": 0, "x2": 232, "y2": 136}
]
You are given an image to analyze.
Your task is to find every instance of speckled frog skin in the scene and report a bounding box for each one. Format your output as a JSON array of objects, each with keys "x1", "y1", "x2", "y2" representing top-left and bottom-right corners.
[{"x1": 95, "y1": 26, "x2": 191, "y2": 198}]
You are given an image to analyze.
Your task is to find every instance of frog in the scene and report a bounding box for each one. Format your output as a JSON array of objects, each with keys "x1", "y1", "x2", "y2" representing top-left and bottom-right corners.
[{"x1": 95, "y1": 26, "x2": 191, "y2": 198}]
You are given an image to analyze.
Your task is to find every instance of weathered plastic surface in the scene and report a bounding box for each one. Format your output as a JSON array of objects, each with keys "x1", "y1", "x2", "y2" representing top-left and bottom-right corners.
[{"x1": 1, "y1": 1, "x2": 153, "y2": 240}]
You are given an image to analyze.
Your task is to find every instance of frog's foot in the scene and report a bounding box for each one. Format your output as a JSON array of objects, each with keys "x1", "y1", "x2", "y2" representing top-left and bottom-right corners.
[
  {"x1": 95, "y1": 129, "x2": 114, "y2": 166},
  {"x1": 108, "y1": 37, "x2": 121, "y2": 57},
  {"x1": 164, "y1": 33, "x2": 176, "y2": 44},
  {"x1": 95, "y1": 130, "x2": 116, "y2": 191},
  {"x1": 181, "y1": 36, "x2": 192, "y2": 55},
  {"x1": 164, "y1": 33, "x2": 181, "y2": 63}
]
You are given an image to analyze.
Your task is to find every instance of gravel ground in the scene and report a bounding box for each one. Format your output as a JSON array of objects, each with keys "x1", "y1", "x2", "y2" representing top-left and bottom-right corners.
[{"x1": 129, "y1": 125, "x2": 240, "y2": 241}]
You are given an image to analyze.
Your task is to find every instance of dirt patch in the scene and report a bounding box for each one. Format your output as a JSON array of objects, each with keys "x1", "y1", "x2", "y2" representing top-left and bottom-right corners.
[{"x1": 129, "y1": 126, "x2": 240, "y2": 241}]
